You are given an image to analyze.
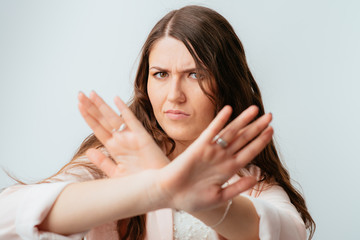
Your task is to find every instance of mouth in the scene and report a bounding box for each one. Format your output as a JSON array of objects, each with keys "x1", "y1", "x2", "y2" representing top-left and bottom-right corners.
[{"x1": 164, "y1": 109, "x2": 190, "y2": 120}]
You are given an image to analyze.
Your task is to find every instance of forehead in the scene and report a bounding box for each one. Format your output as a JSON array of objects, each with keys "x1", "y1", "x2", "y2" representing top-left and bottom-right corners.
[{"x1": 148, "y1": 37, "x2": 195, "y2": 69}]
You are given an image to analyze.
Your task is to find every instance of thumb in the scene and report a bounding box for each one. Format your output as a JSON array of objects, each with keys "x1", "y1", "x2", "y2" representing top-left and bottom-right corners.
[
  {"x1": 86, "y1": 148, "x2": 125, "y2": 178},
  {"x1": 221, "y1": 176, "x2": 257, "y2": 201}
]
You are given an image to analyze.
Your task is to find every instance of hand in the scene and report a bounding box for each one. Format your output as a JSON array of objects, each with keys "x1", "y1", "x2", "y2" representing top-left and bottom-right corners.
[
  {"x1": 157, "y1": 105, "x2": 273, "y2": 212},
  {"x1": 78, "y1": 91, "x2": 169, "y2": 177}
]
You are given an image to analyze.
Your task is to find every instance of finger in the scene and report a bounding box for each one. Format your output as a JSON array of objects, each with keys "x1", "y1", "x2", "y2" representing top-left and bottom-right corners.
[
  {"x1": 227, "y1": 113, "x2": 272, "y2": 154},
  {"x1": 86, "y1": 148, "x2": 124, "y2": 178},
  {"x1": 199, "y1": 105, "x2": 233, "y2": 142},
  {"x1": 78, "y1": 92, "x2": 114, "y2": 132},
  {"x1": 78, "y1": 99, "x2": 112, "y2": 143},
  {"x1": 89, "y1": 91, "x2": 124, "y2": 131},
  {"x1": 222, "y1": 176, "x2": 257, "y2": 200},
  {"x1": 234, "y1": 126, "x2": 274, "y2": 167},
  {"x1": 114, "y1": 96, "x2": 146, "y2": 132},
  {"x1": 215, "y1": 106, "x2": 259, "y2": 146}
]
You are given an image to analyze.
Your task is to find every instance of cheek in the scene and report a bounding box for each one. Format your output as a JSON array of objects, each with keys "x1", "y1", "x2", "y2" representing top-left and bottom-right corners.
[
  {"x1": 147, "y1": 80, "x2": 162, "y2": 114},
  {"x1": 147, "y1": 80, "x2": 155, "y2": 106},
  {"x1": 196, "y1": 82, "x2": 216, "y2": 118},
  {"x1": 195, "y1": 95, "x2": 216, "y2": 125},
  {"x1": 203, "y1": 105, "x2": 216, "y2": 124}
]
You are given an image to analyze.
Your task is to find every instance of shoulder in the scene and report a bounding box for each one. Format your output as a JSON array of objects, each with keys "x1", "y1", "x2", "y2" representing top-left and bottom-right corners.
[
  {"x1": 235, "y1": 166, "x2": 307, "y2": 239},
  {"x1": 52, "y1": 155, "x2": 106, "y2": 182},
  {"x1": 235, "y1": 165, "x2": 295, "y2": 209},
  {"x1": 40, "y1": 150, "x2": 109, "y2": 184},
  {"x1": 239, "y1": 165, "x2": 304, "y2": 222}
]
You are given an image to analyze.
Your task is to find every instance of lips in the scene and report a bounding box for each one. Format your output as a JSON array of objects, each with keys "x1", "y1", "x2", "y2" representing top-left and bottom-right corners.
[{"x1": 165, "y1": 109, "x2": 190, "y2": 120}]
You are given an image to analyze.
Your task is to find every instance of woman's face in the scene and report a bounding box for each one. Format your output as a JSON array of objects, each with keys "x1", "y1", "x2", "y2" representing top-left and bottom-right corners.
[{"x1": 147, "y1": 37, "x2": 216, "y2": 145}]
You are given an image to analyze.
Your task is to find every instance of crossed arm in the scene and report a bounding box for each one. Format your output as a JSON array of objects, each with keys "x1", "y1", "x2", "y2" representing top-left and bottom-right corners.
[{"x1": 38, "y1": 91, "x2": 273, "y2": 240}]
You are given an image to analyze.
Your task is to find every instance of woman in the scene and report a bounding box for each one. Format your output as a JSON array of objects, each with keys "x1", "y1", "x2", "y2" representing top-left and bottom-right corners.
[{"x1": 0, "y1": 5, "x2": 315, "y2": 240}]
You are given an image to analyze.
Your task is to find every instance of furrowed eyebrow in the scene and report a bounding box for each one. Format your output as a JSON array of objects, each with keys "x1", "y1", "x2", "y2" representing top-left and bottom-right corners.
[
  {"x1": 149, "y1": 66, "x2": 169, "y2": 72},
  {"x1": 149, "y1": 66, "x2": 197, "y2": 73},
  {"x1": 180, "y1": 68, "x2": 197, "y2": 73}
]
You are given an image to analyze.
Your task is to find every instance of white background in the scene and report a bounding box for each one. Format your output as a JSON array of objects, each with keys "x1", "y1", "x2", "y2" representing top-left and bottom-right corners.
[{"x1": 0, "y1": 1, "x2": 359, "y2": 239}]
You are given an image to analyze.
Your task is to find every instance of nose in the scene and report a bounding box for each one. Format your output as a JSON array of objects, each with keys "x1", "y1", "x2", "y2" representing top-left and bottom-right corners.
[{"x1": 167, "y1": 76, "x2": 186, "y2": 103}]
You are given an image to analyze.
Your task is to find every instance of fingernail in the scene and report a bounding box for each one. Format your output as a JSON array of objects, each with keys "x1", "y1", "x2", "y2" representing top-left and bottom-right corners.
[{"x1": 90, "y1": 90, "x2": 96, "y2": 98}]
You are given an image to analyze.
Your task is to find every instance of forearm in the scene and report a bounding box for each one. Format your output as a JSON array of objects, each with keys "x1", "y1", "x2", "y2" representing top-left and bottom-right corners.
[
  {"x1": 38, "y1": 169, "x2": 165, "y2": 235},
  {"x1": 191, "y1": 195, "x2": 259, "y2": 240}
]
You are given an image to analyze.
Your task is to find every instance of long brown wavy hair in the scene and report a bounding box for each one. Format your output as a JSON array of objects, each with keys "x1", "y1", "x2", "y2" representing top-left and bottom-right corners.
[{"x1": 49, "y1": 5, "x2": 315, "y2": 240}]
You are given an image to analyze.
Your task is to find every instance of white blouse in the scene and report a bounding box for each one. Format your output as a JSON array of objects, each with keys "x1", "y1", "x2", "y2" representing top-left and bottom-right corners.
[{"x1": 173, "y1": 210, "x2": 219, "y2": 240}]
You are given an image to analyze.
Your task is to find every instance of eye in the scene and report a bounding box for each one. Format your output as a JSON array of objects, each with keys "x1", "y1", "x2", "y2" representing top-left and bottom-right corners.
[
  {"x1": 154, "y1": 72, "x2": 168, "y2": 79},
  {"x1": 189, "y1": 72, "x2": 199, "y2": 79},
  {"x1": 189, "y1": 72, "x2": 204, "y2": 80}
]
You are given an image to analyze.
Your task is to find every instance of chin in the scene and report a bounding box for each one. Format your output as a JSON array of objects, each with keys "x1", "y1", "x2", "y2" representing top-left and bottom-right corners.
[{"x1": 166, "y1": 131, "x2": 198, "y2": 143}]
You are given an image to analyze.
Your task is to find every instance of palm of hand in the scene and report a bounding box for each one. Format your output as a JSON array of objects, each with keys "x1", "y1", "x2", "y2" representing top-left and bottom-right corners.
[
  {"x1": 105, "y1": 128, "x2": 168, "y2": 174},
  {"x1": 78, "y1": 91, "x2": 169, "y2": 177},
  {"x1": 159, "y1": 136, "x2": 240, "y2": 212},
  {"x1": 156, "y1": 106, "x2": 272, "y2": 212}
]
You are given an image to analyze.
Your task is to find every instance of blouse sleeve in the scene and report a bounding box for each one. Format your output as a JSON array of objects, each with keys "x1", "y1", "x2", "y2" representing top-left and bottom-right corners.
[
  {"x1": 243, "y1": 185, "x2": 307, "y2": 240},
  {"x1": 0, "y1": 157, "x2": 98, "y2": 240},
  {"x1": 237, "y1": 166, "x2": 307, "y2": 240}
]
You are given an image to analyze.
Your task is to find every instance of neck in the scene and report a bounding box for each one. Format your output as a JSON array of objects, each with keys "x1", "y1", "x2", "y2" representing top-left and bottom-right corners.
[{"x1": 168, "y1": 140, "x2": 193, "y2": 160}]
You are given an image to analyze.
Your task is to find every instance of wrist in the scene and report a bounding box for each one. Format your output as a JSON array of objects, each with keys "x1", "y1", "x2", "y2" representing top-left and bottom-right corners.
[
  {"x1": 208, "y1": 199, "x2": 232, "y2": 228},
  {"x1": 145, "y1": 168, "x2": 173, "y2": 210},
  {"x1": 189, "y1": 200, "x2": 232, "y2": 228}
]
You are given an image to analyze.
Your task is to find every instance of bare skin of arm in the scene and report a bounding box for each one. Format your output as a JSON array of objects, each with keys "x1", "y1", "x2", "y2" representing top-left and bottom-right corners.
[{"x1": 38, "y1": 170, "x2": 163, "y2": 234}]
